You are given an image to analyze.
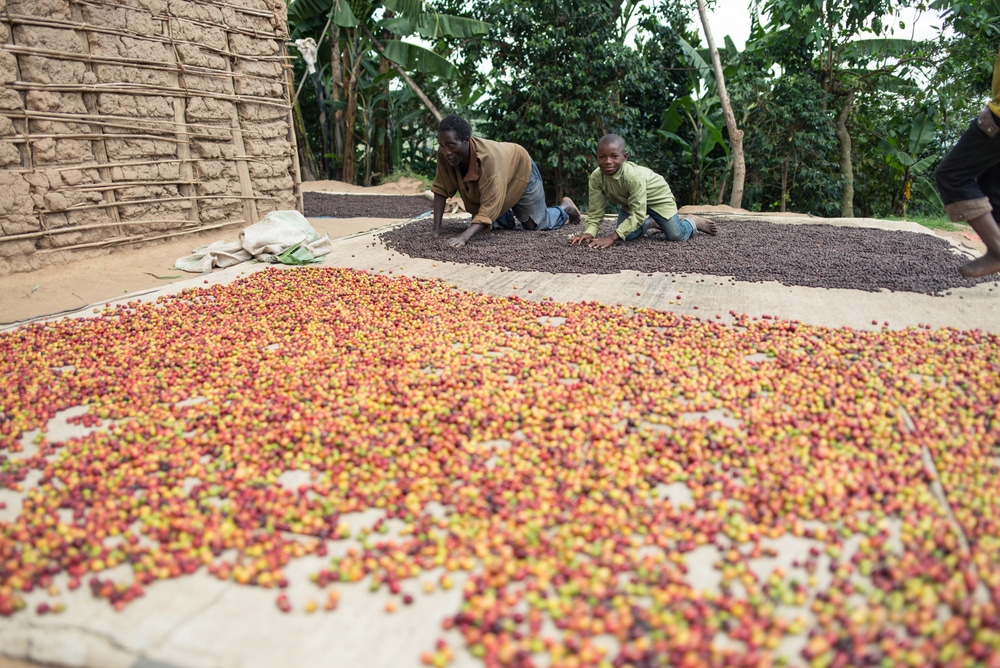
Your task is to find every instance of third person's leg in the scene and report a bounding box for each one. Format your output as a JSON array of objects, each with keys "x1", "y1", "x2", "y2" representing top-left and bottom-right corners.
[{"x1": 936, "y1": 114, "x2": 1000, "y2": 277}]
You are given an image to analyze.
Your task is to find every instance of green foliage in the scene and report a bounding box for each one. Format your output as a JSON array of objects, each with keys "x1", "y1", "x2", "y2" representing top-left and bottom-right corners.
[
  {"x1": 928, "y1": 0, "x2": 1000, "y2": 129},
  {"x1": 285, "y1": 0, "x2": 998, "y2": 218},
  {"x1": 746, "y1": 0, "x2": 949, "y2": 217},
  {"x1": 453, "y1": 0, "x2": 696, "y2": 203},
  {"x1": 735, "y1": 73, "x2": 841, "y2": 215},
  {"x1": 463, "y1": 0, "x2": 622, "y2": 198},
  {"x1": 287, "y1": 0, "x2": 489, "y2": 183},
  {"x1": 651, "y1": 36, "x2": 739, "y2": 205},
  {"x1": 615, "y1": 1, "x2": 699, "y2": 201},
  {"x1": 877, "y1": 110, "x2": 943, "y2": 214}
]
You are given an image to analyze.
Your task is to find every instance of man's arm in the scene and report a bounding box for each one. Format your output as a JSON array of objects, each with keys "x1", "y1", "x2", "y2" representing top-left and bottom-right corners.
[
  {"x1": 430, "y1": 153, "x2": 460, "y2": 233},
  {"x1": 432, "y1": 193, "x2": 447, "y2": 233}
]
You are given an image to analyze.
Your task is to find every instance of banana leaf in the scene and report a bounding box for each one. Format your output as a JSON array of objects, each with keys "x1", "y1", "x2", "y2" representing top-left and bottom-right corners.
[
  {"x1": 380, "y1": 39, "x2": 457, "y2": 78},
  {"x1": 275, "y1": 241, "x2": 321, "y2": 265}
]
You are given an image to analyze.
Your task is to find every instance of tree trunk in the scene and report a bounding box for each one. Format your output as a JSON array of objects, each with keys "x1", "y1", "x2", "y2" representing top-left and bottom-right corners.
[
  {"x1": 340, "y1": 34, "x2": 364, "y2": 185},
  {"x1": 691, "y1": 116, "x2": 702, "y2": 204},
  {"x1": 310, "y1": 72, "x2": 331, "y2": 177},
  {"x1": 780, "y1": 155, "x2": 789, "y2": 213},
  {"x1": 696, "y1": 0, "x2": 745, "y2": 210},
  {"x1": 835, "y1": 89, "x2": 855, "y2": 218},
  {"x1": 691, "y1": 164, "x2": 700, "y2": 206},
  {"x1": 342, "y1": 77, "x2": 358, "y2": 184},
  {"x1": 373, "y1": 58, "x2": 392, "y2": 182},
  {"x1": 555, "y1": 153, "x2": 563, "y2": 202},
  {"x1": 292, "y1": 100, "x2": 321, "y2": 181},
  {"x1": 715, "y1": 172, "x2": 727, "y2": 206},
  {"x1": 330, "y1": 25, "x2": 344, "y2": 180},
  {"x1": 362, "y1": 102, "x2": 372, "y2": 187}
]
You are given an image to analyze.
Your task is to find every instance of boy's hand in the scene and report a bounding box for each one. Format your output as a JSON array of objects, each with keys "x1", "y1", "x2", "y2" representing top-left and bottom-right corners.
[
  {"x1": 569, "y1": 233, "x2": 594, "y2": 246},
  {"x1": 587, "y1": 235, "x2": 618, "y2": 249}
]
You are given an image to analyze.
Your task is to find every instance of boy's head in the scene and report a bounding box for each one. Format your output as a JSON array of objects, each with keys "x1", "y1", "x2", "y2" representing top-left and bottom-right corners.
[
  {"x1": 596, "y1": 134, "x2": 628, "y2": 176},
  {"x1": 438, "y1": 114, "x2": 473, "y2": 168}
]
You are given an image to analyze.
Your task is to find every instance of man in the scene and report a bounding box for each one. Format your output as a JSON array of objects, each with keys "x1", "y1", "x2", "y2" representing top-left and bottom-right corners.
[
  {"x1": 430, "y1": 114, "x2": 581, "y2": 248},
  {"x1": 935, "y1": 45, "x2": 1000, "y2": 278}
]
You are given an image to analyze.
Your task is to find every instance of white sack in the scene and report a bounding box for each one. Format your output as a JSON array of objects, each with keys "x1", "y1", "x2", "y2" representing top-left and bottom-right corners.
[{"x1": 175, "y1": 211, "x2": 331, "y2": 273}]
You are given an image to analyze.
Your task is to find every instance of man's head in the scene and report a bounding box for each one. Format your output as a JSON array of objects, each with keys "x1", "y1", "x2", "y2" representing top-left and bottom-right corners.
[
  {"x1": 596, "y1": 134, "x2": 628, "y2": 176},
  {"x1": 438, "y1": 114, "x2": 472, "y2": 168}
]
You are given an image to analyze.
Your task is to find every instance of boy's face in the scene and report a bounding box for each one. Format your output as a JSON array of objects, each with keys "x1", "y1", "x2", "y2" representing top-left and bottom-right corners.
[
  {"x1": 438, "y1": 130, "x2": 470, "y2": 168},
  {"x1": 596, "y1": 141, "x2": 627, "y2": 176}
]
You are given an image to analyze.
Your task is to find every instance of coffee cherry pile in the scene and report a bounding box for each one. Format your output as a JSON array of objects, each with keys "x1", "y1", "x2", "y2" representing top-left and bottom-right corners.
[{"x1": 1, "y1": 266, "x2": 998, "y2": 667}]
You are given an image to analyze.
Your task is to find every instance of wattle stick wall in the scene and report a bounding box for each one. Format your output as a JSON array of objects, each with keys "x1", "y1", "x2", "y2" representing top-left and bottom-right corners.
[{"x1": 0, "y1": 0, "x2": 301, "y2": 277}]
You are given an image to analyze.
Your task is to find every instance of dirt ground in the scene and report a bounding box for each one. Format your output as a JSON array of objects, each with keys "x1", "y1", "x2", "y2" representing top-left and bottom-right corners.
[{"x1": 0, "y1": 178, "x2": 430, "y2": 327}]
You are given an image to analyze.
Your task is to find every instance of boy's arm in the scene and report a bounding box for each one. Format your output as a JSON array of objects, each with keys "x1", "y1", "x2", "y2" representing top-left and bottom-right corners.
[
  {"x1": 582, "y1": 171, "x2": 607, "y2": 237},
  {"x1": 615, "y1": 168, "x2": 648, "y2": 240}
]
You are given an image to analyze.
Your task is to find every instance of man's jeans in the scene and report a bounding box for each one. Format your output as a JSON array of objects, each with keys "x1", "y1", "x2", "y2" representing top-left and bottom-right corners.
[
  {"x1": 618, "y1": 209, "x2": 694, "y2": 241},
  {"x1": 494, "y1": 161, "x2": 568, "y2": 231}
]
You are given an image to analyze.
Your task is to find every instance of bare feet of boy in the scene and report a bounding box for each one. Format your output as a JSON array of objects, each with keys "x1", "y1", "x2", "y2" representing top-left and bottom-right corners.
[
  {"x1": 561, "y1": 197, "x2": 582, "y2": 225},
  {"x1": 959, "y1": 252, "x2": 1000, "y2": 278},
  {"x1": 691, "y1": 215, "x2": 717, "y2": 235}
]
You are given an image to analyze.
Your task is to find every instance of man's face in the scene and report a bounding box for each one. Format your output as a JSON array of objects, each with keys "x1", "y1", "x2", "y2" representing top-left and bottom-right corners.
[
  {"x1": 597, "y1": 141, "x2": 627, "y2": 176},
  {"x1": 438, "y1": 130, "x2": 470, "y2": 168}
]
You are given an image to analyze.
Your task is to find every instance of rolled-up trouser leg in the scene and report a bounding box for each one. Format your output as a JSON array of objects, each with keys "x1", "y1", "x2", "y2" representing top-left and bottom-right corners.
[
  {"x1": 512, "y1": 161, "x2": 568, "y2": 231},
  {"x1": 944, "y1": 197, "x2": 992, "y2": 223}
]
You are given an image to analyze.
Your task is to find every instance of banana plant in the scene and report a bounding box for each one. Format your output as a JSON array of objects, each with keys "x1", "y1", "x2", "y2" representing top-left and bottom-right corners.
[
  {"x1": 656, "y1": 37, "x2": 736, "y2": 204},
  {"x1": 287, "y1": 0, "x2": 490, "y2": 182},
  {"x1": 878, "y1": 110, "x2": 943, "y2": 218}
]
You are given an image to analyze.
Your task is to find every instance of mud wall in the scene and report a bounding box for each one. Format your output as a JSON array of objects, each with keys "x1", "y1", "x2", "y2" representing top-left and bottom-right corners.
[{"x1": 0, "y1": 0, "x2": 301, "y2": 276}]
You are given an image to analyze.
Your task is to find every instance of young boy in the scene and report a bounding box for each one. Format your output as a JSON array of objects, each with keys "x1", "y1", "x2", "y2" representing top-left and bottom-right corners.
[{"x1": 570, "y1": 134, "x2": 716, "y2": 249}]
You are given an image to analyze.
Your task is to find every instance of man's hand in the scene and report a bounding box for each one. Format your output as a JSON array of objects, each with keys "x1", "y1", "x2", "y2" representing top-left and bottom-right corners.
[
  {"x1": 447, "y1": 223, "x2": 489, "y2": 249},
  {"x1": 569, "y1": 233, "x2": 594, "y2": 246}
]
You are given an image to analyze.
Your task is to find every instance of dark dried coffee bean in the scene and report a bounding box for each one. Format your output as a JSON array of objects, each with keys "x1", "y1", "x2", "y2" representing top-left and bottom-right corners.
[{"x1": 380, "y1": 217, "x2": 986, "y2": 296}]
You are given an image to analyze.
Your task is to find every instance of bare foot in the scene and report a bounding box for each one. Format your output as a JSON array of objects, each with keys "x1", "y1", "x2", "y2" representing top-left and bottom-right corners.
[
  {"x1": 561, "y1": 197, "x2": 582, "y2": 225},
  {"x1": 959, "y1": 253, "x2": 1000, "y2": 278},
  {"x1": 692, "y1": 215, "x2": 717, "y2": 235}
]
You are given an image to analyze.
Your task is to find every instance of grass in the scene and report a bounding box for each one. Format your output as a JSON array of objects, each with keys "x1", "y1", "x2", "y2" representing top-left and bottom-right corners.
[
  {"x1": 883, "y1": 213, "x2": 966, "y2": 233},
  {"x1": 383, "y1": 169, "x2": 433, "y2": 189}
]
